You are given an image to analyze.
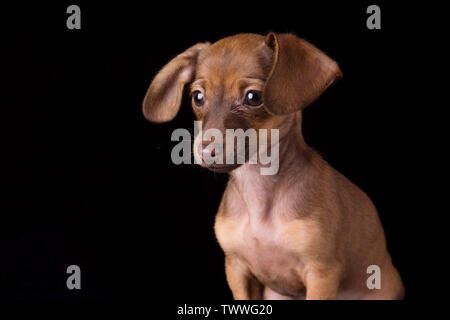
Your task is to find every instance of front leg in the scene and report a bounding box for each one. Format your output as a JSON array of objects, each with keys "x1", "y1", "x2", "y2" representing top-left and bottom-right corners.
[
  {"x1": 225, "y1": 255, "x2": 264, "y2": 300},
  {"x1": 304, "y1": 264, "x2": 342, "y2": 300}
]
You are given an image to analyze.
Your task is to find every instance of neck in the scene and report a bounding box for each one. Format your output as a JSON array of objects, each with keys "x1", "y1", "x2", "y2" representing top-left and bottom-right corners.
[{"x1": 229, "y1": 113, "x2": 312, "y2": 219}]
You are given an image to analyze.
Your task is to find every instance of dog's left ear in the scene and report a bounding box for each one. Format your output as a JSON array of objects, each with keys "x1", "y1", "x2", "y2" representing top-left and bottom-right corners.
[
  {"x1": 142, "y1": 42, "x2": 210, "y2": 123},
  {"x1": 263, "y1": 32, "x2": 342, "y2": 115}
]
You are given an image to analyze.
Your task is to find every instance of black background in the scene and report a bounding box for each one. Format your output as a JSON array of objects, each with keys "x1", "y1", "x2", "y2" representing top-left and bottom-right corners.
[{"x1": 0, "y1": 0, "x2": 435, "y2": 310}]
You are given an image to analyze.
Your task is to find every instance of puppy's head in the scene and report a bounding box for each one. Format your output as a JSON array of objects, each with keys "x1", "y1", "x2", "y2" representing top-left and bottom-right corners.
[{"x1": 143, "y1": 33, "x2": 342, "y2": 172}]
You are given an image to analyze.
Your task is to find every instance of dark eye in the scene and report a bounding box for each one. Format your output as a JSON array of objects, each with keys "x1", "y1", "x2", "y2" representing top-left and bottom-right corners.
[
  {"x1": 244, "y1": 90, "x2": 262, "y2": 107},
  {"x1": 192, "y1": 90, "x2": 205, "y2": 107}
]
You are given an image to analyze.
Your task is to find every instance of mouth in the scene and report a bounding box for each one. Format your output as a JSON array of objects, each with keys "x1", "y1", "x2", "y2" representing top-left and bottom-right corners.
[{"x1": 203, "y1": 163, "x2": 241, "y2": 173}]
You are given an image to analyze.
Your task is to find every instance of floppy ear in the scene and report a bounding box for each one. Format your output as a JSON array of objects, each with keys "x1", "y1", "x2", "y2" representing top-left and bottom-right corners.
[
  {"x1": 263, "y1": 33, "x2": 342, "y2": 115},
  {"x1": 142, "y1": 42, "x2": 210, "y2": 122}
]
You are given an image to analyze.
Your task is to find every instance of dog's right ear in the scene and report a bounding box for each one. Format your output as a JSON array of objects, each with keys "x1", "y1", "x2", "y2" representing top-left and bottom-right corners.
[
  {"x1": 142, "y1": 42, "x2": 210, "y2": 123},
  {"x1": 263, "y1": 33, "x2": 342, "y2": 115}
]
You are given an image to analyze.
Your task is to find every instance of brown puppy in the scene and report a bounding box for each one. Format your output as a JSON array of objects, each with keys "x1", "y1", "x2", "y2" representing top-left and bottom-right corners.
[{"x1": 142, "y1": 33, "x2": 404, "y2": 300}]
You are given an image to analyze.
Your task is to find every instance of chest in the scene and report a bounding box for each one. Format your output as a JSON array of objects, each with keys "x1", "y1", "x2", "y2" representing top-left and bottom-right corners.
[{"x1": 215, "y1": 210, "x2": 306, "y2": 295}]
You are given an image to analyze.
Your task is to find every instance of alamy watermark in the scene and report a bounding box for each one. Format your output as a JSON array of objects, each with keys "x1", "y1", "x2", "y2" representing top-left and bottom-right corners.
[
  {"x1": 170, "y1": 121, "x2": 279, "y2": 175},
  {"x1": 66, "y1": 264, "x2": 81, "y2": 290},
  {"x1": 366, "y1": 265, "x2": 381, "y2": 290}
]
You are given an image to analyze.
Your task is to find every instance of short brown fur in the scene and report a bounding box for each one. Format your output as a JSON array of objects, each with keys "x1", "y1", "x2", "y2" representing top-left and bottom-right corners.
[{"x1": 143, "y1": 33, "x2": 404, "y2": 300}]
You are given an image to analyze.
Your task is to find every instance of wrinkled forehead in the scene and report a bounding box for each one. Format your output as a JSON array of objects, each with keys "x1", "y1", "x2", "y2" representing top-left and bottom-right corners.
[{"x1": 196, "y1": 34, "x2": 273, "y2": 81}]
